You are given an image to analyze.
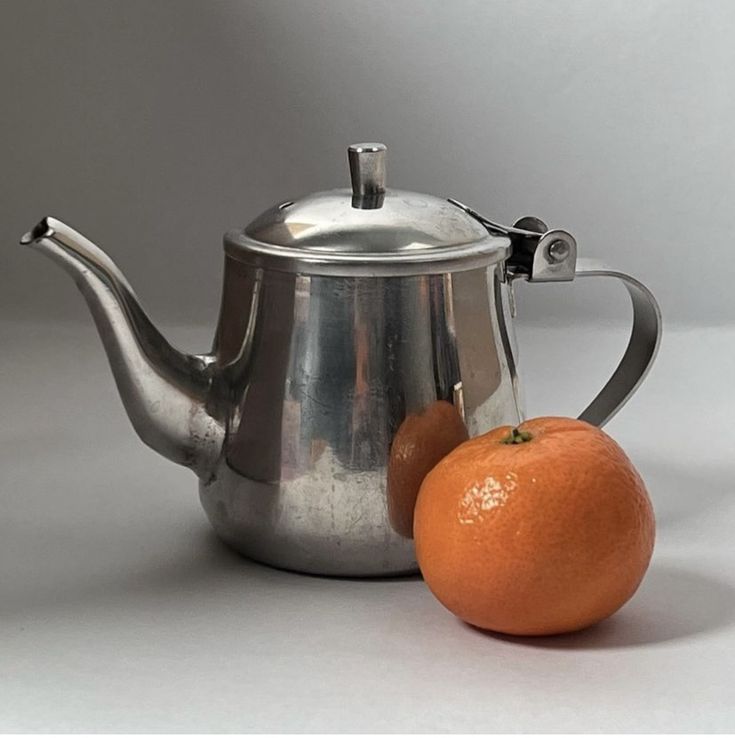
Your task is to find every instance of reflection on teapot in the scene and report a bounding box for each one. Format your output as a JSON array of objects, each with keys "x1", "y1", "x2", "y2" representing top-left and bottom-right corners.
[
  {"x1": 387, "y1": 400, "x2": 469, "y2": 539},
  {"x1": 20, "y1": 143, "x2": 661, "y2": 576}
]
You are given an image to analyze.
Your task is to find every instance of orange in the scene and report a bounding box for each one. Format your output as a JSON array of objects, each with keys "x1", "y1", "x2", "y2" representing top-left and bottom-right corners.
[
  {"x1": 413, "y1": 417, "x2": 655, "y2": 636},
  {"x1": 387, "y1": 401, "x2": 468, "y2": 538}
]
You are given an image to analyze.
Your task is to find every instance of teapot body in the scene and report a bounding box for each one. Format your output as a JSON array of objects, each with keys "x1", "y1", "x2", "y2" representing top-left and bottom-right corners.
[{"x1": 201, "y1": 256, "x2": 522, "y2": 575}]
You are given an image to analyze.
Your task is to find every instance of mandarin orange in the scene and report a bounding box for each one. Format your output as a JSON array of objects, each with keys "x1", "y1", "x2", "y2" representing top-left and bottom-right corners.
[{"x1": 413, "y1": 417, "x2": 655, "y2": 636}]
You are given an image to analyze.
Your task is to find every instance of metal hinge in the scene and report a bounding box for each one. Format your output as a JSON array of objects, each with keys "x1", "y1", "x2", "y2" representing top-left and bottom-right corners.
[{"x1": 448, "y1": 198, "x2": 577, "y2": 282}]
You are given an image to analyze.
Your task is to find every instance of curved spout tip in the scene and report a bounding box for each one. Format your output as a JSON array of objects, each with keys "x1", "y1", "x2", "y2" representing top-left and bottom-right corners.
[{"x1": 21, "y1": 217, "x2": 55, "y2": 245}]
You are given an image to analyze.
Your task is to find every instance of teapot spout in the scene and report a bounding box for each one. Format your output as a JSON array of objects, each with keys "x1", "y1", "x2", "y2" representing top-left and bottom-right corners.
[{"x1": 21, "y1": 217, "x2": 223, "y2": 479}]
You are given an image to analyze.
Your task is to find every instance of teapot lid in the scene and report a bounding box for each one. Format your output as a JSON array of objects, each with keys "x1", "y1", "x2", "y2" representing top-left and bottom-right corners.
[{"x1": 224, "y1": 143, "x2": 509, "y2": 276}]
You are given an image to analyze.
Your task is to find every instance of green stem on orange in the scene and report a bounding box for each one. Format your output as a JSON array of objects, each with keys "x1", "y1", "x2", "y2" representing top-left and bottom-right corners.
[{"x1": 500, "y1": 427, "x2": 533, "y2": 445}]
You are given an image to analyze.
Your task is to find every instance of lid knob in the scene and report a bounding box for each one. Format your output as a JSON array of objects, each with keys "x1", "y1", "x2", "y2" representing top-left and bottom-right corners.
[{"x1": 348, "y1": 143, "x2": 387, "y2": 209}]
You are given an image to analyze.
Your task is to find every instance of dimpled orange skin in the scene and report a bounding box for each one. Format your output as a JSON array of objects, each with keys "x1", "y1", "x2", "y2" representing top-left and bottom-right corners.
[{"x1": 413, "y1": 417, "x2": 655, "y2": 636}]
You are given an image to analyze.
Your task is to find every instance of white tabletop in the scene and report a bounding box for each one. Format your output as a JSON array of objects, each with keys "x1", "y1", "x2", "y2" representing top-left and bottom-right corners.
[{"x1": 1, "y1": 320, "x2": 733, "y2": 732}]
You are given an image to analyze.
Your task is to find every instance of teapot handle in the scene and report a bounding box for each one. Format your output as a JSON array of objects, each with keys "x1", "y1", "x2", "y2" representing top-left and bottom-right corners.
[
  {"x1": 445, "y1": 200, "x2": 662, "y2": 427},
  {"x1": 567, "y1": 258, "x2": 662, "y2": 427}
]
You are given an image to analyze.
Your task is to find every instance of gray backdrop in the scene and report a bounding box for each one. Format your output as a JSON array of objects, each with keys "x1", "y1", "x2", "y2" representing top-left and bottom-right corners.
[{"x1": 2, "y1": 0, "x2": 733, "y2": 331}]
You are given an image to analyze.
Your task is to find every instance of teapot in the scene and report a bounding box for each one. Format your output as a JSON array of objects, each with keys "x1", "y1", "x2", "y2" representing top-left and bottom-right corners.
[{"x1": 21, "y1": 143, "x2": 661, "y2": 576}]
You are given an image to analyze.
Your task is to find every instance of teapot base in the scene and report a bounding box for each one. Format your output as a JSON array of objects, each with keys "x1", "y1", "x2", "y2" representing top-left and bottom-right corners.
[
  {"x1": 214, "y1": 531, "x2": 421, "y2": 579},
  {"x1": 199, "y1": 473, "x2": 420, "y2": 578}
]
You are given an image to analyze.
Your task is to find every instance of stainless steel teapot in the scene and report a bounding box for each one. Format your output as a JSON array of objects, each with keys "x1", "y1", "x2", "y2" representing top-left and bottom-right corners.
[{"x1": 21, "y1": 143, "x2": 661, "y2": 576}]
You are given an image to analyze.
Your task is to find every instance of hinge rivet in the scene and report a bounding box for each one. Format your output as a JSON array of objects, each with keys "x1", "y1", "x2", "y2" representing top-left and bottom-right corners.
[{"x1": 548, "y1": 239, "x2": 570, "y2": 263}]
